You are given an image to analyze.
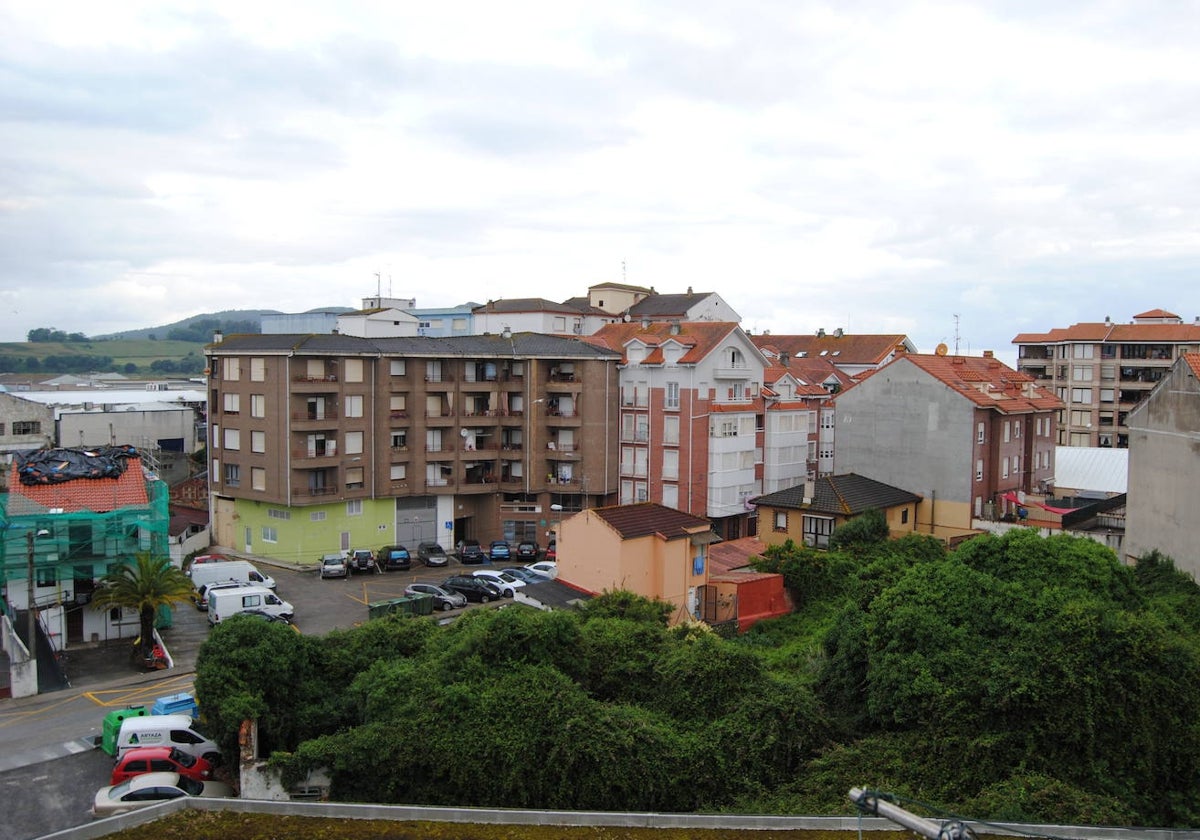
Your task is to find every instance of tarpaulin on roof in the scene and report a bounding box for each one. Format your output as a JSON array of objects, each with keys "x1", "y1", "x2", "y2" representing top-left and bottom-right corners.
[{"x1": 15, "y1": 445, "x2": 140, "y2": 485}]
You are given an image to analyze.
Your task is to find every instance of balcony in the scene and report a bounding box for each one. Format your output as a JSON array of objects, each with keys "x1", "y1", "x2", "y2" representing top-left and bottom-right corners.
[
  {"x1": 425, "y1": 410, "x2": 456, "y2": 424},
  {"x1": 426, "y1": 442, "x2": 457, "y2": 454},
  {"x1": 545, "y1": 408, "x2": 581, "y2": 426},
  {"x1": 713, "y1": 365, "x2": 750, "y2": 380},
  {"x1": 291, "y1": 410, "x2": 338, "y2": 423},
  {"x1": 388, "y1": 410, "x2": 409, "y2": 421},
  {"x1": 292, "y1": 485, "x2": 337, "y2": 497},
  {"x1": 292, "y1": 373, "x2": 338, "y2": 383},
  {"x1": 292, "y1": 446, "x2": 338, "y2": 461}
]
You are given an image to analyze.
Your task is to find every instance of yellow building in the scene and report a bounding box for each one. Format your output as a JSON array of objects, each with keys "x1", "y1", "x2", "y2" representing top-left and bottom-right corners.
[{"x1": 753, "y1": 474, "x2": 922, "y2": 549}]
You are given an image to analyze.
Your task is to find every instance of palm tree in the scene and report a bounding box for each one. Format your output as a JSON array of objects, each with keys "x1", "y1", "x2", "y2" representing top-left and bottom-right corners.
[{"x1": 92, "y1": 552, "x2": 196, "y2": 660}]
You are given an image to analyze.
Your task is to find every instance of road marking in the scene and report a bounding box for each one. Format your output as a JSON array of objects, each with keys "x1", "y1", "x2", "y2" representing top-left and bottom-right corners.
[{"x1": 83, "y1": 675, "x2": 195, "y2": 708}]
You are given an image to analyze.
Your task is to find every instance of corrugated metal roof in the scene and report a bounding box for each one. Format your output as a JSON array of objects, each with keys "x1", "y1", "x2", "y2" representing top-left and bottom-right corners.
[{"x1": 1053, "y1": 446, "x2": 1128, "y2": 494}]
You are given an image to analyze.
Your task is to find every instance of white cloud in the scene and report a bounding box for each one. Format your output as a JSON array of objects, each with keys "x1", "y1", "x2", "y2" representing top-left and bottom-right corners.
[{"x1": 1, "y1": 0, "x2": 1199, "y2": 357}]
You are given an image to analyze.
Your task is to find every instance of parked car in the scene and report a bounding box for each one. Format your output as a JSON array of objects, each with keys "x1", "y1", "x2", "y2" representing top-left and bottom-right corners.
[
  {"x1": 499, "y1": 566, "x2": 551, "y2": 584},
  {"x1": 515, "y1": 540, "x2": 540, "y2": 560},
  {"x1": 417, "y1": 542, "x2": 449, "y2": 567},
  {"x1": 349, "y1": 548, "x2": 377, "y2": 574},
  {"x1": 472, "y1": 569, "x2": 525, "y2": 597},
  {"x1": 525, "y1": 561, "x2": 558, "y2": 579},
  {"x1": 457, "y1": 539, "x2": 487, "y2": 564},
  {"x1": 441, "y1": 575, "x2": 503, "y2": 603},
  {"x1": 189, "y1": 553, "x2": 227, "y2": 565},
  {"x1": 488, "y1": 540, "x2": 511, "y2": 561},
  {"x1": 110, "y1": 747, "x2": 213, "y2": 785},
  {"x1": 194, "y1": 579, "x2": 251, "y2": 611},
  {"x1": 544, "y1": 540, "x2": 557, "y2": 561},
  {"x1": 376, "y1": 545, "x2": 412, "y2": 571},
  {"x1": 92, "y1": 772, "x2": 234, "y2": 818},
  {"x1": 405, "y1": 582, "x2": 467, "y2": 612},
  {"x1": 320, "y1": 553, "x2": 349, "y2": 579}
]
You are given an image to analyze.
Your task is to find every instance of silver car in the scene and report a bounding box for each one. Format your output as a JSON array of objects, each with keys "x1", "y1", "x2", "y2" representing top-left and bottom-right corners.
[
  {"x1": 92, "y1": 771, "x2": 234, "y2": 818},
  {"x1": 320, "y1": 553, "x2": 349, "y2": 579},
  {"x1": 405, "y1": 582, "x2": 467, "y2": 612}
]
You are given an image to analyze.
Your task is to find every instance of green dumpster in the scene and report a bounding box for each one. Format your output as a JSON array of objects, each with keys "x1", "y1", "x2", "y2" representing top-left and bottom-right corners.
[
  {"x1": 367, "y1": 594, "x2": 434, "y2": 620},
  {"x1": 101, "y1": 706, "x2": 147, "y2": 756}
]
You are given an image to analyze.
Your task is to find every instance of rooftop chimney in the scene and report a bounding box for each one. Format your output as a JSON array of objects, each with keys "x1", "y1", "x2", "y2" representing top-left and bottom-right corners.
[
  {"x1": 983, "y1": 350, "x2": 994, "y2": 358},
  {"x1": 212, "y1": 330, "x2": 223, "y2": 344}
]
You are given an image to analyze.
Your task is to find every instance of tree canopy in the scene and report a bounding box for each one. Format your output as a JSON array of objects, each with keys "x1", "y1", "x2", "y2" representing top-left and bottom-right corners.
[{"x1": 194, "y1": 536, "x2": 1200, "y2": 828}]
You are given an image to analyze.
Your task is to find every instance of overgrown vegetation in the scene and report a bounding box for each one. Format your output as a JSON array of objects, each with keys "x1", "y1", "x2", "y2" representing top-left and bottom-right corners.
[{"x1": 194, "y1": 532, "x2": 1200, "y2": 828}]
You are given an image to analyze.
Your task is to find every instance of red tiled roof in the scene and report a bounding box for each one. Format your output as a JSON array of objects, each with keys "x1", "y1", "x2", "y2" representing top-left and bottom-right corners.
[
  {"x1": 591, "y1": 502, "x2": 712, "y2": 541},
  {"x1": 709, "y1": 537, "x2": 767, "y2": 574},
  {"x1": 7, "y1": 459, "x2": 150, "y2": 514},
  {"x1": 1013, "y1": 315, "x2": 1200, "y2": 344},
  {"x1": 751, "y1": 333, "x2": 910, "y2": 365},
  {"x1": 709, "y1": 571, "x2": 780, "y2": 584},
  {"x1": 1183, "y1": 353, "x2": 1200, "y2": 377},
  {"x1": 896, "y1": 354, "x2": 1062, "y2": 414},
  {"x1": 588, "y1": 322, "x2": 746, "y2": 365}
]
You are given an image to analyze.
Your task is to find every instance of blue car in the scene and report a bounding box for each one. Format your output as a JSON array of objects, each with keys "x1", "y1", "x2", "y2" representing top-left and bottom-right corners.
[{"x1": 489, "y1": 540, "x2": 511, "y2": 561}]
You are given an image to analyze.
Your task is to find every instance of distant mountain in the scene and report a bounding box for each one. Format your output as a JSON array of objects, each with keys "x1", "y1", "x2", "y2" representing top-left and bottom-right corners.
[{"x1": 94, "y1": 308, "x2": 354, "y2": 341}]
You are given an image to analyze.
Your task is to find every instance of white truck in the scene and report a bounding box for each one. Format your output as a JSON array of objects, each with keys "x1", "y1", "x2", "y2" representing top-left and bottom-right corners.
[
  {"x1": 208, "y1": 585, "x2": 294, "y2": 626},
  {"x1": 189, "y1": 559, "x2": 276, "y2": 593}
]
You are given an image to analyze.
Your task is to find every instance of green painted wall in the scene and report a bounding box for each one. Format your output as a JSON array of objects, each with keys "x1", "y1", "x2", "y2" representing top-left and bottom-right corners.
[{"x1": 231, "y1": 498, "x2": 395, "y2": 565}]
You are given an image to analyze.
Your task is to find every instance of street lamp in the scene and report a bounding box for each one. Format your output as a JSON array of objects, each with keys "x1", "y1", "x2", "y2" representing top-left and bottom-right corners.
[{"x1": 26, "y1": 529, "x2": 49, "y2": 652}]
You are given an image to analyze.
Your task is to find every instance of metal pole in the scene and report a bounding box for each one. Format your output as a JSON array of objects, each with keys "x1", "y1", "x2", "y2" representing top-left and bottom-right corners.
[
  {"x1": 26, "y1": 530, "x2": 36, "y2": 653},
  {"x1": 848, "y1": 788, "x2": 944, "y2": 839}
]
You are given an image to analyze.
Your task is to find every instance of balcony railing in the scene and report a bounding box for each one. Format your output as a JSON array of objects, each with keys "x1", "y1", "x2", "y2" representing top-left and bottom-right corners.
[
  {"x1": 292, "y1": 374, "x2": 338, "y2": 383},
  {"x1": 291, "y1": 411, "x2": 338, "y2": 421},
  {"x1": 292, "y1": 447, "x2": 337, "y2": 459},
  {"x1": 293, "y1": 485, "x2": 337, "y2": 497}
]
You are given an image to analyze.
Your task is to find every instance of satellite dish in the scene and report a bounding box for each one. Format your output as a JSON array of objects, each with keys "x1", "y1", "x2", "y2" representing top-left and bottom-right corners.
[{"x1": 935, "y1": 343, "x2": 949, "y2": 356}]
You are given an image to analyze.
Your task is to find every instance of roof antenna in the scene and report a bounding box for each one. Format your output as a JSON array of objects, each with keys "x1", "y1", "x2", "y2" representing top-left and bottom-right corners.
[
  {"x1": 953, "y1": 314, "x2": 961, "y2": 355},
  {"x1": 622, "y1": 259, "x2": 626, "y2": 283},
  {"x1": 375, "y1": 271, "x2": 382, "y2": 298}
]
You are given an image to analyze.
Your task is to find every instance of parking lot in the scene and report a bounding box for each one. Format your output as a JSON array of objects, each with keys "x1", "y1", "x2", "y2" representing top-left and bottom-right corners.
[{"x1": 0, "y1": 554, "x2": 529, "y2": 840}]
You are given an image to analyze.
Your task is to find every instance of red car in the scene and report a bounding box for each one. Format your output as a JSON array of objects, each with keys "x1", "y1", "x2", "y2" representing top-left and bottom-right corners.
[{"x1": 110, "y1": 746, "x2": 214, "y2": 785}]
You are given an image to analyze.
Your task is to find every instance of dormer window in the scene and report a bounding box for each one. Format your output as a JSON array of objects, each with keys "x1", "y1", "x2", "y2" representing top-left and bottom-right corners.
[{"x1": 726, "y1": 348, "x2": 745, "y2": 368}]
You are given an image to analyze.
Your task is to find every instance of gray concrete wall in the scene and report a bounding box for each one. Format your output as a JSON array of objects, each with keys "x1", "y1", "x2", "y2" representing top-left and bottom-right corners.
[
  {"x1": 835, "y1": 359, "x2": 974, "y2": 505},
  {"x1": 37, "y1": 797, "x2": 1200, "y2": 840},
  {"x1": 58, "y1": 407, "x2": 198, "y2": 451},
  {"x1": 1124, "y1": 359, "x2": 1200, "y2": 573}
]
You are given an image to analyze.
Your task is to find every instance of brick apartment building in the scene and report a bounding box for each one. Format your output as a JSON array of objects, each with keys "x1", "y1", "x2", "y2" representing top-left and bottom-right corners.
[
  {"x1": 1013, "y1": 308, "x2": 1200, "y2": 448},
  {"x1": 204, "y1": 332, "x2": 620, "y2": 562}
]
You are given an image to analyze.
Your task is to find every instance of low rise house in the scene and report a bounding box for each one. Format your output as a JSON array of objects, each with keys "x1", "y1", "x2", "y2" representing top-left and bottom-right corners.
[
  {"x1": 753, "y1": 474, "x2": 922, "y2": 550},
  {"x1": 558, "y1": 502, "x2": 787, "y2": 630}
]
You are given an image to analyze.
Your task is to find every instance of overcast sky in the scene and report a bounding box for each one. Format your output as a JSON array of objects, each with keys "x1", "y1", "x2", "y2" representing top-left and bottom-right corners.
[{"x1": 4, "y1": 1, "x2": 1199, "y2": 364}]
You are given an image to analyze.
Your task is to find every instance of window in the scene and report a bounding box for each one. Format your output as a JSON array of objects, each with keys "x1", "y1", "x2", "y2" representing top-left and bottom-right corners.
[
  {"x1": 223, "y1": 393, "x2": 240, "y2": 414},
  {"x1": 662, "y1": 450, "x2": 679, "y2": 480},
  {"x1": 622, "y1": 413, "x2": 635, "y2": 441},
  {"x1": 1072, "y1": 366, "x2": 1093, "y2": 381},
  {"x1": 665, "y1": 381, "x2": 680, "y2": 410},
  {"x1": 661, "y1": 484, "x2": 678, "y2": 508},
  {"x1": 345, "y1": 395, "x2": 364, "y2": 418},
  {"x1": 1003, "y1": 422, "x2": 1010, "y2": 443},
  {"x1": 345, "y1": 431, "x2": 363, "y2": 455},
  {"x1": 391, "y1": 464, "x2": 407, "y2": 481},
  {"x1": 310, "y1": 511, "x2": 326, "y2": 522},
  {"x1": 344, "y1": 359, "x2": 364, "y2": 383},
  {"x1": 390, "y1": 359, "x2": 407, "y2": 376},
  {"x1": 223, "y1": 428, "x2": 240, "y2": 450},
  {"x1": 346, "y1": 467, "x2": 365, "y2": 489},
  {"x1": 250, "y1": 394, "x2": 265, "y2": 417},
  {"x1": 977, "y1": 422, "x2": 985, "y2": 444},
  {"x1": 635, "y1": 481, "x2": 648, "y2": 502},
  {"x1": 36, "y1": 567, "x2": 56, "y2": 587},
  {"x1": 1070, "y1": 388, "x2": 1093, "y2": 403},
  {"x1": 1072, "y1": 344, "x2": 1095, "y2": 359},
  {"x1": 261, "y1": 526, "x2": 278, "y2": 543},
  {"x1": 1013, "y1": 454, "x2": 1020, "y2": 476},
  {"x1": 1100, "y1": 388, "x2": 1115, "y2": 403},
  {"x1": 901, "y1": 508, "x2": 909, "y2": 525},
  {"x1": 726, "y1": 348, "x2": 745, "y2": 368},
  {"x1": 663, "y1": 415, "x2": 680, "y2": 445},
  {"x1": 620, "y1": 479, "x2": 633, "y2": 504},
  {"x1": 251, "y1": 430, "x2": 265, "y2": 453},
  {"x1": 802, "y1": 515, "x2": 834, "y2": 549},
  {"x1": 12, "y1": 420, "x2": 40, "y2": 435},
  {"x1": 975, "y1": 459, "x2": 983, "y2": 481},
  {"x1": 346, "y1": 499, "x2": 363, "y2": 516},
  {"x1": 1014, "y1": 423, "x2": 1020, "y2": 439},
  {"x1": 267, "y1": 509, "x2": 291, "y2": 520},
  {"x1": 224, "y1": 463, "x2": 240, "y2": 487},
  {"x1": 1002, "y1": 457, "x2": 1009, "y2": 479},
  {"x1": 250, "y1": 357, "x2": 266, "y2": 381},
  {"x1": 553, "y1": 316, "x2": 567, "y2": 332},
  {"x1": 773, "y1": 511, "x2": 787, "y2": 531},
  {"x1": 391, "y1": 430, "x2": 408, "y2": 449},
  {"x1": 222, "y1": 358, "x2": 240, "y2": 381},
  {"x1": 251, "y1": 467, "x2": 266, "y2": 491}
]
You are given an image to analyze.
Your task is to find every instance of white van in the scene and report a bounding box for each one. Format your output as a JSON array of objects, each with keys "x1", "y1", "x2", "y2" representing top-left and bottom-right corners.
[
  {"x1": 189, "y1": 560, "x2": 276, "y2": 593},
  {"x1": 116, "y1": 714, "x2": 220, "y2": 763},
  {"x1": 208, "y1": 585, "x2": 293, "y2": 626}
]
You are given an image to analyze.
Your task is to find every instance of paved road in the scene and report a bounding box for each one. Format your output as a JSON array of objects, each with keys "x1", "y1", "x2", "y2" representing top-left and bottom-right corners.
[{"x1": 0, "y1": 552, "x2": 502, "y2": 839}]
